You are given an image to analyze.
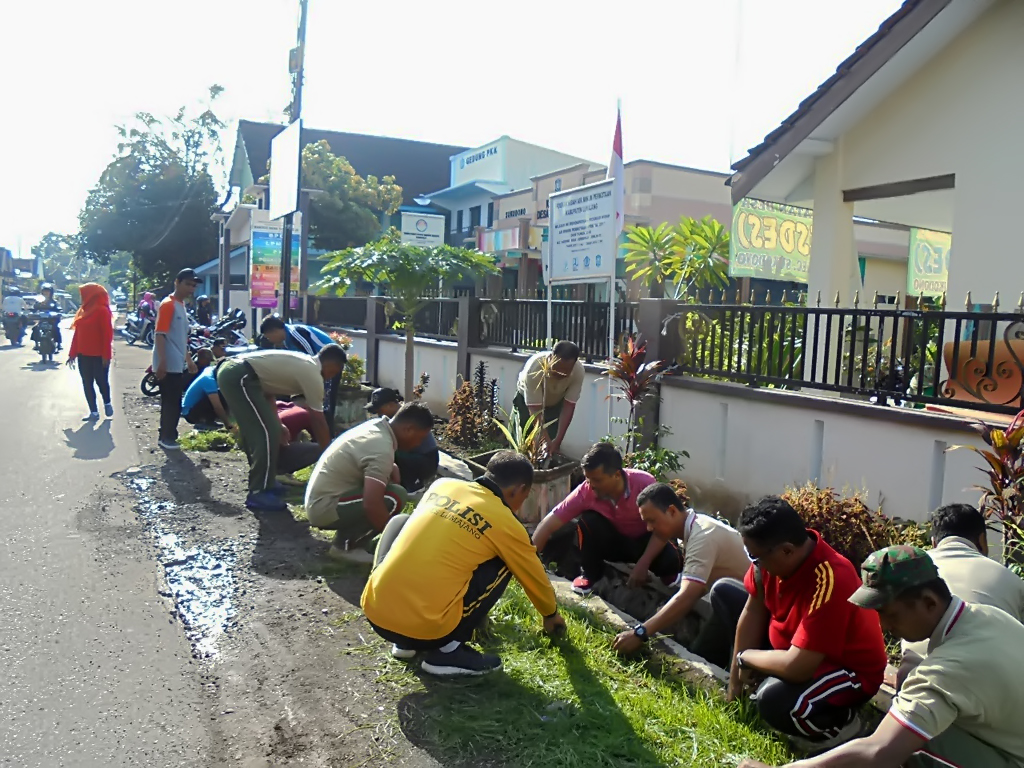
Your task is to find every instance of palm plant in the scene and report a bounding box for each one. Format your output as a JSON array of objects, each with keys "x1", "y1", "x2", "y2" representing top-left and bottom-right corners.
[
  {"x1": 624, "y1": 215, "x2": 730, "y2": 301},
  {"x1": 493, "y1": 407, "x2": 554, "y2": 467}
]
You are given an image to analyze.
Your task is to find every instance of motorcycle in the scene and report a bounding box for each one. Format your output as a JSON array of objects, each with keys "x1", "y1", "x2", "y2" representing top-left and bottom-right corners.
[
  {"x1": 3, "y1": 312, "x2": 25, "y2": 346},
  {"x1": 32, "y1": 311, "x2": 62, "y2": 363},
  {"x1": 140, "y1": 333, "x2": 214, "y2": 396},
  {"x1": 122, "y1": 310, "x2": 154, "y2": 346}
]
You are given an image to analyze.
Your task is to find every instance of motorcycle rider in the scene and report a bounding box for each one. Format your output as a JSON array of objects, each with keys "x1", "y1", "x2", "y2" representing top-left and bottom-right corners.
[
  {"x1": 195, "y1": 295, "x2": 213, "y2": 327},
  {"x1": 2, "y1": 286, "x2": 27, "y2": 341},
  {"x1": 33, "y1": 283, "x2": 62, "y2": 351}
]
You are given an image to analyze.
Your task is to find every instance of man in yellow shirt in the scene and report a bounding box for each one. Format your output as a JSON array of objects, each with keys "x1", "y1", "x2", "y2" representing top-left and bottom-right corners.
[{"x1": 362, "y1": 451, "x2": 566, "y2": 676}]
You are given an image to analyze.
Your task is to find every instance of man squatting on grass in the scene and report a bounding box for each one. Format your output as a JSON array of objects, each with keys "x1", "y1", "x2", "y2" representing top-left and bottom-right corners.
[
  {"x1": 305, "y1": 402, "x2": 433, "y2": 560},
  {"x1": 740, "y1": 545, "x2": 1024, "y2": 768},
  {"x1": 721, "y1": 497, "x2": 887, "y2": 754},
  {"x1": 532, "y1": 442, "x2": 683, "y2": 598},
  {"x1": 361, "y1": 451, "x2": 566, "y2": 676}
]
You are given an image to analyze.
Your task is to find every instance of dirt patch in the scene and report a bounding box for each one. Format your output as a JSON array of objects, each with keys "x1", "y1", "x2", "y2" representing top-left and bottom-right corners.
[{"x1": 120, "y1": 389, "x2": 441, "y2": 767}]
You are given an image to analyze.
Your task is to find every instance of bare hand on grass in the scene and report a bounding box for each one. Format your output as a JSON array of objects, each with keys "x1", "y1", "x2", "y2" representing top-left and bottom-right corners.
[{"x1": 543, "y1": 612, "x2": 566, "y2": 637}]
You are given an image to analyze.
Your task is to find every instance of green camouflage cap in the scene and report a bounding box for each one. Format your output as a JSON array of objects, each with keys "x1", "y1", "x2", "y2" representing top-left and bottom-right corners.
[{"x1": 849, "y1": 545, "x2": 939, "y2": 609}]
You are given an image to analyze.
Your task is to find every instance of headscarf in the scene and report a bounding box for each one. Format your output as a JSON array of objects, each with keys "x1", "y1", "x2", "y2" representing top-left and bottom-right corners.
[{"x1": 71, "y1": 283, "x2": 112, "y2": 330}]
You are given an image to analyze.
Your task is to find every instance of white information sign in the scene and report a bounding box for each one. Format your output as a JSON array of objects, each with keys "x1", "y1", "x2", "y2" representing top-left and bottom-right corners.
[
  {"x1": 547, "y1": 179, "x2": 617, "y2": 284},
  {"x1": 269, "y1": 119, "x2": 302, "y2": 221},
  {"x1": 400, "y1": 212, "x2": 445, "y2": 248}
]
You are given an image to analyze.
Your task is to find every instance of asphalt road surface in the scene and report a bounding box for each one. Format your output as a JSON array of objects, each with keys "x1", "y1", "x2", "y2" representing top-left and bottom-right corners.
[{"x1": 0, "y1": 322, "x2": 209, "y2": 767}]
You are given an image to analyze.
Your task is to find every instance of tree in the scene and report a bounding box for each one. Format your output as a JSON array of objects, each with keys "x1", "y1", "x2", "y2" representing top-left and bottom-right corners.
[
  {"x1": 32, "y1": 232, "x2": 107, "y2": 289},
  {"x1": 260, "y1": 140, "x2": 404, "y2": 252},
  {"x1": 624, "y1": 215, "x2": 731, "y2": 300},
  {"x1": 317, "y1": 229, "x2": 499, "y2": 398},
  {"x1": 77, "y1": 86, "x2": 225, "y2": 286}
]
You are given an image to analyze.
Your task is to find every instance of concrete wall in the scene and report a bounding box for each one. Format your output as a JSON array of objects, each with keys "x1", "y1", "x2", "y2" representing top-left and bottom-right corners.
[{"x1": 860, "y1": 257, "x2": 907, "y2": 301}]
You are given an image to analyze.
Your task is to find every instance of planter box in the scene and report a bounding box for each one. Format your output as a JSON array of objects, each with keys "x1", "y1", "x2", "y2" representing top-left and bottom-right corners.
[
  {"x1": 465, "y1": 450, "x2": 579, "y2": 525},
  {"x1": 334, "y1": 384, "x2": 373, "y2": 431}
]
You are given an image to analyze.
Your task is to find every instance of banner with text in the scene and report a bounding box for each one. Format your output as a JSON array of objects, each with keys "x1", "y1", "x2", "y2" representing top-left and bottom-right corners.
[
  {"x1": 547, "y1": 179, "x2": 617, "y2": 284},
  {"x1": 906, "y1": 227, "x2": 951, "y2": 298},
  {"x1": 250, "y1": 209, "x2": 300, "y2": 309},
  {"x1": 729, "y1": 199, "x2": 813, "y2": 283}
]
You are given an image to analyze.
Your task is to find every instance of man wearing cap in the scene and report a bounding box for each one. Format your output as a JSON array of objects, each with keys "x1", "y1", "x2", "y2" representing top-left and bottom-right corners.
[
  {"x1": 154, "y1": 268, "x2": 200, "y2": 450},
  {"x1": 366, "y1": 388, "x2": 440, "y2": 494},
  {"x1": 740, "y1": 545, "x2": 1024, "y2": 768},
  {"x1": 513, "y1": 341, "x2": 584, "y2": 455},
  {"x1": 724, "y1": 496, "x2": 887, "y2": 753},
  {"x1": 897, "y1": 503, "x2": 1024, "y2": 689}
]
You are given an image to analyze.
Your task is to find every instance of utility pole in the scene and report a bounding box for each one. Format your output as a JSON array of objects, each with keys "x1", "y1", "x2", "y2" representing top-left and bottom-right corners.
[{"x1": 280, "y1": 0, "x2": 308, "y2": 322}]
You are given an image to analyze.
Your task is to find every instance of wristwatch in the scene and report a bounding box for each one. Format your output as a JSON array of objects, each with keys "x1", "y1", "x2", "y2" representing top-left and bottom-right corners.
[
  {"x1": 736, "y1": 650, "x2": 748, "y2": 669},
  {"x1": 632, "y1": 624, "x2": 649, "y2": 643}
]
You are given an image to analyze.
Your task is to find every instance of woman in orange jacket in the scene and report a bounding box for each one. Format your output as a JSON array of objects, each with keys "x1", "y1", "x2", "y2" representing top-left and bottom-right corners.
[{"x1": 67, "y1": 284, "x2": 115, "y2": 420}]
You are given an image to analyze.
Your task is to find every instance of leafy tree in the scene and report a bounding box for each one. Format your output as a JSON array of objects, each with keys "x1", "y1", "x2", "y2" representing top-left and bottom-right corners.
[
  {"x1": 77, "y1": 86, "x2": 225, "y2": 286},
  {"x1": 260, "y1": 140, "x2": 404, "y2": 252},
  {"x1": 317, "y1": 228, "x2": 499, "y2": 398},
  {"x1": 32, "y1": 232, "x2": 107, "y2": 289},
  {"x1": 624, "y1": 215, "x2": 731, "y2": 300}
]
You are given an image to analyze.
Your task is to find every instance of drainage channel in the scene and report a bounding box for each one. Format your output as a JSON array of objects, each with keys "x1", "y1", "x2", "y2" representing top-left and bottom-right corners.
[{"x1": 122, "y1": 471, "x2": 239, "y2": 659}]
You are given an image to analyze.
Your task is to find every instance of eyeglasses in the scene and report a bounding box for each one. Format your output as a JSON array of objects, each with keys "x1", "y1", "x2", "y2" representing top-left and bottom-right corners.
[{"x1": 744, "y1": 544, "x2": 777, "y2": 567}]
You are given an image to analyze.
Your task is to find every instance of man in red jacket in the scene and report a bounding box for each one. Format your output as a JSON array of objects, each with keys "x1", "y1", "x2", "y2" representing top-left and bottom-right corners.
[{"x1": 719, "y1": 496, "x2": 887, "y2": 754}]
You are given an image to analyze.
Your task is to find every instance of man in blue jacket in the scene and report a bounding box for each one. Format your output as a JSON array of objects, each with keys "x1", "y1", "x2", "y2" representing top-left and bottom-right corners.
[{"x1": 260, "y1": 315, "x2": 342, "y2": 435}]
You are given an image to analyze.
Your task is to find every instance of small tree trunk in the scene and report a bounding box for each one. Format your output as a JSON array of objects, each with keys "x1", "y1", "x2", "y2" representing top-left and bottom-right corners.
[{"x1": 404, "y1": 325, "x2": 416, "y2": 401}]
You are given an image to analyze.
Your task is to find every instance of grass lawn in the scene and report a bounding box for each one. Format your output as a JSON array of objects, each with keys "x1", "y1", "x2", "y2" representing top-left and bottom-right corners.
[
  {"x1": 178, "y1": 428, "x2": 236, "y2": 452},
  {"x1": 347, "y1": 584, "x2": 790, "y2": 768}
]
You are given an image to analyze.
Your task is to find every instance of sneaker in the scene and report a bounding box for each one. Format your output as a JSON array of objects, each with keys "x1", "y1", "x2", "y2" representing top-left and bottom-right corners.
[
  {"x1": 103, "y1": 402, "x2": 114, "y2": 418},
  {"x1": 790, "y1": 714, "x2": 863, "y2": 756},
  {"x1": 158, "y1": 438, "x2": 181, "y2": 451},
  {"x1": 266, "y1": 482, "x2": 288, "y2": 496},
  {"x1": 421, "y1": 645, "x2": 502, "y2": 677},
  {"x1": 571, "y1": 576, "x2": 595, "y2": 597},
  {"x1": 83, "y1": 412, "x2": 99, "y2": 422},
  {"x1": 245, "y1": 490, "x2": 288, "y2": 512},
  {"x1": 391, "y1": 644, "x2": 417, "y2": 660},
  {"x1": 326, "y1": 543, "x2": 375, "y2": 564}
]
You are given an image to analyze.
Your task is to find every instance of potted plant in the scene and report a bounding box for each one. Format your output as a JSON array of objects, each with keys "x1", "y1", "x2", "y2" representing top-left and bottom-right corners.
[{"x1": 328, "y1": 331, "x2": 371, "y2": 430}]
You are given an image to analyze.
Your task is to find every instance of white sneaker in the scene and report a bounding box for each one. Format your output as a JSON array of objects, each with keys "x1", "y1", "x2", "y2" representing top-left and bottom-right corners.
[
  {"x1": 391, "y1": 644, "x2": 416, "y2": 660},
  {"x1": 790, "y1": 714, "x2": 863, "y2": 755},
  {"x1": 158, "y1": 438, "x2": 181, "y2": 451},
  {"x1": 326, "y1": 544, "x2": 374, "y2": 564}
]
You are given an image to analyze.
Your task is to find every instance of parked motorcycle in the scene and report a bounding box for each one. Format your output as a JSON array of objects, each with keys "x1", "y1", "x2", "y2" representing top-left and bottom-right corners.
[
  {"x1": 122, "y1": 311, "x2": 154, "y2": 346},
  {"x1": 140, "y1": 333, "x2": 215, "y2": 396},
  {"x1": 33, "y1": 311, "x2": 62, "y2": 363},
  {"x1": 3, "y1": 312, "x2": 25, "y2": 346}
]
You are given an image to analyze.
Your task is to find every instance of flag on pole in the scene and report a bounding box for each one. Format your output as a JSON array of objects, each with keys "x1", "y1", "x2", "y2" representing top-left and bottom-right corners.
[{"x1": 607, "y1": 100, "x2": 625, "y2": 236}]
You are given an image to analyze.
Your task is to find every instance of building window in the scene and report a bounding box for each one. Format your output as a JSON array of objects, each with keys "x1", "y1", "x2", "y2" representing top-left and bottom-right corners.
[
  {"x1": 632, "y1": 177, "x2": 652, "y2": 194},
  {"x1": 469, "y1": 206, "x2": 481, "y2": 231},
  {"x1": 487, "y1": 202, "x2": 494, "y2": 228},
  {"x1": 456, "y1": 210, "x2": 464, "y2": 232}
]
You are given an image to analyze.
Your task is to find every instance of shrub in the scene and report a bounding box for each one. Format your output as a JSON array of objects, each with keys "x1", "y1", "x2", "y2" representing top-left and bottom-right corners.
[{"x1": 445, "y1": 381, "x2": 484, "y2": 447}]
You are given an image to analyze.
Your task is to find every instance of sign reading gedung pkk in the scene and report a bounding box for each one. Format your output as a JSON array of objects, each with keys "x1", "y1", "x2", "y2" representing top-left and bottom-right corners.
[
  {"x1": 729, "y1": 199, "x2": 813, "y2": 284},
  {"x1": 547, "y1": 179, "x2": 617, "y2": 284},
  {"x1": 906, "y1": 227, "x2": 951, "y2": 298}
]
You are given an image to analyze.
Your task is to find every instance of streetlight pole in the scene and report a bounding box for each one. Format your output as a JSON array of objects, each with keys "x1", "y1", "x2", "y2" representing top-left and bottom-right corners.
[{"x1": 280, "y1": 0, "x2": 308, "y2": 322}]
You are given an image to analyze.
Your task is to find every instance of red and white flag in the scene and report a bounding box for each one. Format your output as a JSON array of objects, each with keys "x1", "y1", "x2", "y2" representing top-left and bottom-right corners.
[{"x1": 607, "y1": 101, "x2": 625, "y2": 235}]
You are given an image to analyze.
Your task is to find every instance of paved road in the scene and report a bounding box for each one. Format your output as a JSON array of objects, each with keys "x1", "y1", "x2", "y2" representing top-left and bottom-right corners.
[{"x1": 0, "y1": 324, "x2": 209, "y2": 767}]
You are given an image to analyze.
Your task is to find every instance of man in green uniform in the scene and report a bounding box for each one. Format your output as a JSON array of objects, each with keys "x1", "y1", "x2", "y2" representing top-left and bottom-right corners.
[{"x1": 740, "y1": 545, "x2": 1024, "y2": 768}]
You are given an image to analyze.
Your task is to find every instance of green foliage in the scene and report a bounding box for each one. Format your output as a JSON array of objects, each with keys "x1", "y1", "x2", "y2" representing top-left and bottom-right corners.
[
  {"x1": 600, "y1": 335, "x2": 673, "y2": 454},
  {"x1": 77, "y1": 85, "x2": 224, "y2": 286},
  {"x1": 327, "y1": 331, "x2": 366, "y2": 387},
  {"x1": 494, "y1": 406, "x2": 554, "y2": 467},
  {"x1": 624, "y1": 215, "x2": 730, "y2": 299},
  {"x1": 260, "y1": 140, "x2": 403, "y2": 252},
  {"x1": 179, "y1": 429, "x2": 236, "y2": 452},
  {"x1": 32, "y1": 232, "x2": 107, "y2": 289}
]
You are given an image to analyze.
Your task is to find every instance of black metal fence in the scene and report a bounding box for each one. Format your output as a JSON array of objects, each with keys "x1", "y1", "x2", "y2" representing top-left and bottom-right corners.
[
  {"x1": 673, "y1": 302, "x2": 1024, "y2": 414},
  {"x1": 476, "y1": 298, "x2": 639, "y2": 361}
]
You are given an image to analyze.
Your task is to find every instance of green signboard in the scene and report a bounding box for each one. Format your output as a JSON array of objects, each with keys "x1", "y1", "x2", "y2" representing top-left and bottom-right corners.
[
  {"x1": 729, "y1": 199, "x2": 813, "y2": 283},
  {"x1": 906, "y1": 227, "x2": 951, "y2": 298}
]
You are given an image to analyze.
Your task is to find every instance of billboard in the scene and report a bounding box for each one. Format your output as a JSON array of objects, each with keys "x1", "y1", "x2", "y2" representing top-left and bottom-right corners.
[
  {"x1": 906, "y1": 227, "x2": 951, "y2": 298},
  {"x1": 250, "y1": 209, "x2": 300, "y2": 309},
  {"x1": 269, "y1": 119, "x2": 302, "y2": 221},
  {"x1": 729, "y1": 198, "x2": 813, "y2": 283},
  {"x1": 400, "y1": 212, "x2": 445, "y2": 248},
  {"x1": 547, "y1": 179, "x2": 617, "y2": 284}
]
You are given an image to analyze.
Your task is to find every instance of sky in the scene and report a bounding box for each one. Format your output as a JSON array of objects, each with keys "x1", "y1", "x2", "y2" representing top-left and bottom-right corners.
[{"x1": 0, "y1": 0, "x2": 904, "y2": 257}]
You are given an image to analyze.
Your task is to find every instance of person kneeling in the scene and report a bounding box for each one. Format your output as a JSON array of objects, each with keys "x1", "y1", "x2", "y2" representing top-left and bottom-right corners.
[{"x1": 361, "y1": 451, "x2": 566, "y2": 676}]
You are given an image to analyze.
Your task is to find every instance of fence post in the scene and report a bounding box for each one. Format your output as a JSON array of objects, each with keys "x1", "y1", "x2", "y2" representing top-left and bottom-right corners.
[
  {"x1": 635, "y1": 299, "x2": 677, "y2": 449},
  {"x1": 456, "y1": 296, "x2": 479, "y2": 383},
  {"x1": 364, "y1": 297, "x2": 380, "y2": 386}
]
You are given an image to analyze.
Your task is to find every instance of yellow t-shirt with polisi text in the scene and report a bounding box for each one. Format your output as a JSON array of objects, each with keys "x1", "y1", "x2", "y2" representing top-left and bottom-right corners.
[{"x1": 361, "y1": 477, "x2": 557, "y2": 640}]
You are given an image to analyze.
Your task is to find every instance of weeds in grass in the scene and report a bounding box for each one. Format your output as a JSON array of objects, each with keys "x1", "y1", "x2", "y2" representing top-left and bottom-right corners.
[{"x1": 179, "y1": 429, "x2": 236, "y2": 452}]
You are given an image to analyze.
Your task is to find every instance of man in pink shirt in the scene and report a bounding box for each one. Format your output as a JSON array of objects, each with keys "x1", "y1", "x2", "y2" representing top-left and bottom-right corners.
[{"x1": 532, "y1": 442, "x2": 682, "y2": 596}]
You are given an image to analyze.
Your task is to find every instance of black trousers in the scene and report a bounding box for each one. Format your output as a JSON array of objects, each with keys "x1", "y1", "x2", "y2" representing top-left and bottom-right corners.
[
  {"x1": 158, "y1": 372, "x2": 185, "y2": 442},
  {"x1": 77, "y1": 355, "x2": 111, "y2": 413},
  {"x1": 324, "y1": 372, "x2": 341, "y2": 436},
  {"x1": 694, "y1": 579, "x2": 866, "y2": 741},
  {"x1": 395, "y1": 449, "x2": 440, "y2": 493},
  {"x1": 367, "y1": 514, "x2": 512, "y2": 650},
  {"x1": 576, "y1": 510, "x2": 682, "y2": 581}
]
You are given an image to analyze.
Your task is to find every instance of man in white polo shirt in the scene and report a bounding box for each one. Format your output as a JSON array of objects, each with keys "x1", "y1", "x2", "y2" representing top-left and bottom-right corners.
[{"x1": 512, "y1": 340, "x2": 584, "y2": 456}]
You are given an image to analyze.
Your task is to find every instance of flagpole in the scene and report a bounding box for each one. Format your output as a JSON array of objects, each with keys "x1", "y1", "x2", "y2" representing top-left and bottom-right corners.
[{"x1": 607, "y1": 97, "x2": 622, "y2": 435}]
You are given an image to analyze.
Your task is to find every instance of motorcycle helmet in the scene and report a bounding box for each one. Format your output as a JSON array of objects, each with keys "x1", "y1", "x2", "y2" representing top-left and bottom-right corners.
[
  {"x1": 197, "y1": 294, "x2": 210, "y2": 304},
  {"x1": 40, "y1": 282, "x2": 54, "y2": 294}
]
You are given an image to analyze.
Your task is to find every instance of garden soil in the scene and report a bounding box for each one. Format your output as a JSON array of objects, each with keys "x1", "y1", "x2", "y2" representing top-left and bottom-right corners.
[{"x1": 118, "y1": 385, "x2": 442, "y2": 768}]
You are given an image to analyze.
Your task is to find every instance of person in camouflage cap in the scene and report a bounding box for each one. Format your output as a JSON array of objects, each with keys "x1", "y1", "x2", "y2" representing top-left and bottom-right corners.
[{"x1": 740, "y1": 543, "x2": 1024, "y2": 768}]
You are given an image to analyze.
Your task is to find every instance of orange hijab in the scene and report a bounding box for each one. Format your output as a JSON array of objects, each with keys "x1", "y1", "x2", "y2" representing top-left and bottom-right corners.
[{"x1": 70, "y1": 283, "x2": 112, "y2": 330}]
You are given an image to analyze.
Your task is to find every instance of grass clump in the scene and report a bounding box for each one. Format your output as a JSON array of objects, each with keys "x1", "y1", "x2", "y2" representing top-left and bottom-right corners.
[
  {"x1": 179, "y1": 429, "x2": 236, "y2": 452},
  {"x1": 367, "y1": 584, "x2": 789, "y2": 767}
]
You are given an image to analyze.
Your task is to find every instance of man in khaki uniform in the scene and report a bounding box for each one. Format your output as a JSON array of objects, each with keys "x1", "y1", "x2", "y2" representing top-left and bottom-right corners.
[
  {"x1": 898, "y1": 503, "x2": 1024, "y2": 687},
  {"x1": 740, "y1": 545, "x2": 1024, "y2": 768},
  {"x1": 512, "y1": 341, "x2": 584, "y2": 455},
  {"x1": 611, "y1": 482, "x2": 749, "y2": 661},
  {"x1": 305, "y1": 402, "x2": 433, "y2": 561}
]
